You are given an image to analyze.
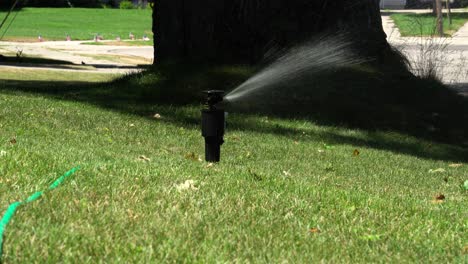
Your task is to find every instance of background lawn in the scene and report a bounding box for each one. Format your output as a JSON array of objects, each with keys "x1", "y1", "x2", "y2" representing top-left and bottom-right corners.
[
  {"x1": 0, "y1": 68, "x2": 116, "y2": 82},
  {"x1": 391, "y1": 12, "x2": 468, "y2": 36},
  {"x1": 0, "y1": 65, "x2": 466, "y2": 262},
  {"x1": 0, "y1": 8, "x2": 152, "y2": 41}
]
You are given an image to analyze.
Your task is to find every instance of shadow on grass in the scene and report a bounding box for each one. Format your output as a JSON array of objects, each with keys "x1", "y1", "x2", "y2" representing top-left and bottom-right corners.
[
  {"x1": 0, "y1": 63, "x2": 467, "y2": 162},
  {"x1": 0, "y1": 55, "x2": 73, "y2": 65},
  {"x1": 0, "y1": 55, "x2": 147, "y2": 71}
]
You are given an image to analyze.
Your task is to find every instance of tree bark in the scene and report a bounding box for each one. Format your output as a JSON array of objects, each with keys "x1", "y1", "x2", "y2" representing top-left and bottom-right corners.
[
  {"x1": 436, "y1": 0, "x2": 444, "y2": 37},
  {"x1": 446, "y1": 0, "x2": 452, "y2": 25},
  {"x1": 153, "y1": 0, "x2": 389, "y2": 64}
]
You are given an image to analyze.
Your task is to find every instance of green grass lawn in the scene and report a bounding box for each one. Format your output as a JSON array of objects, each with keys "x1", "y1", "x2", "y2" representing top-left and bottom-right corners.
[
  {"x1": 0, "y1": 65, "x2": 466, "y2": 262},
  {"x1": 0, "y1": 68, "x2": 117, "y2": 82},
  {"x1": 391, "y1": 13, "x2": 468, "y2": 36},
  {"x1": 0, "y1": 8, "x2": 152, "y2": 41}
]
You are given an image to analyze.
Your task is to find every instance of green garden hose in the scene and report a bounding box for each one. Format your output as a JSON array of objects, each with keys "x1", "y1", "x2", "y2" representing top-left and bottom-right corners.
[{"x1": 0, "y1": 167, "x2": 80, "y2": 261}]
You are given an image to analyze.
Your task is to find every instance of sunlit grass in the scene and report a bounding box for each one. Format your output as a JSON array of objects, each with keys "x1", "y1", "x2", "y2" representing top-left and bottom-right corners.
[
  {"x1": 0, "y1": 66, "x2": 466, "y2": 262},
  {"x1": 0, "y1": 8, "x2": 152, "y2": 41},
  {"x1": 0, "y1": 68, "x2": 118, "y2": 82}
]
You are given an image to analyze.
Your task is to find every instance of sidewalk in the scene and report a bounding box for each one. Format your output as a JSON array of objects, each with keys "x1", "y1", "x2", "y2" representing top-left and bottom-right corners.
[
  {"x1": 381, "y1": 9, "x2": 468, "y2": 45},
  {"x1": 0, "y1": 40, "x2": 153, "y2": 74},
  {"x1": 381, "y1": 11, "x2": 468, "y2": 86}
]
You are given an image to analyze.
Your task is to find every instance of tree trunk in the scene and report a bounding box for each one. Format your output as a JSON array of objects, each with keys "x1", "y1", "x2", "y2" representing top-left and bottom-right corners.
[
  {"x1": 436, "y1": 0, "x2": 444, "y2": 37},
  {"x1": 446, "y1": 0, "x2": 452, "y2": 25},
  {"x1": 153, "y1": 0, "x2": 389, "y2": 64}
]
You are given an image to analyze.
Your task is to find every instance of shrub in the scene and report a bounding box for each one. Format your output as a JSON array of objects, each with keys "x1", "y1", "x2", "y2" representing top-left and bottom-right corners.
[
  {"x1": 458, "y1": 0, "x2": 468, "y2": 7},
  {"x1": 70, "y1": 0, "x2": 102, "y2": 7},
  {"x1": 13, "y1": 0, "x2": 103, "y2": 8},
  {"x1": 119, "y1": 1, "x2": 134, "y2": 9},
  {"x1": 23, "y1": 0, "x2": 70, "y2": 7}
]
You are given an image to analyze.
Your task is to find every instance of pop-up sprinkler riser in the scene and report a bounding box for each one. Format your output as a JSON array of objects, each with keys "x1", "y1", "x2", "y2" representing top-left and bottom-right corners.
[{"x1": 201, "y1": 90, "x2": 225, "y2": 162}]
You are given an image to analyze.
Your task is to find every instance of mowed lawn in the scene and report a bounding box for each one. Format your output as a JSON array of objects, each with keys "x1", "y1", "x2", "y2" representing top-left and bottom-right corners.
[
  {"x1": 0, "y1": 8, "x2": 152, "y2": 41},
  {"x1": 0, "y1": 70, "x2": 466, "y2": 262},
  {"x1": 391, "y1": 12, "x2": 468, "y2": 36}
]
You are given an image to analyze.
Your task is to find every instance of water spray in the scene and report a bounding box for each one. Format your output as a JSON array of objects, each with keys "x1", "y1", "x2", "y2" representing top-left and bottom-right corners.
[{"x1": 201, "y1": 90, "x2": 225, "y2": 162}]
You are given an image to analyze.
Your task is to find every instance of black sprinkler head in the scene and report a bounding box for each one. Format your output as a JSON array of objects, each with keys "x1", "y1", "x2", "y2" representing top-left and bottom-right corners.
[
  {"x1": 201, "y1": 90, "x2": 226, "y2": 162},
  {"x1": 203, "y1": 90, "x2": 225, "y2": 109}
]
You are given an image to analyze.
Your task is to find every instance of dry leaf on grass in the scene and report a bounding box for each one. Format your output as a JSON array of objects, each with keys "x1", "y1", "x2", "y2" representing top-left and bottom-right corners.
[
  {"x1": 153, "y1": 113, "x2": 162, "y2": 119},
  {"x1": 353, "y1": 149, "x2": 360, "y2": 156},
  {"x1": 175, "y1": 180, "x2": 199, "y2": 192},
  {"x1": 463, "y1": 245, "x2": 468, "y2": 254},
  {"x1": 309, "y1": 228, "x2": 320, "y2": 234},
  {"x1": 429, "y1": 168, "x2": 446, "y2": 173},
  {"x1": 10, "y1": 137, "x2": 16, "y2": 144},
  {"x1": 185, "y1": 152, "x2": 201, "y2": 162},
  {"x1": 449, "y1": 163, "x2": 463, "y2": 168},
  {"x1": 138, "y1": 155, "x2": 151, "y2": 162},
  {"x1": 432, "y1": 193, "x2": 446, "y2": 204},
  {"x1": 0, "y1": 150, "x2": 6, "y2": 157}
]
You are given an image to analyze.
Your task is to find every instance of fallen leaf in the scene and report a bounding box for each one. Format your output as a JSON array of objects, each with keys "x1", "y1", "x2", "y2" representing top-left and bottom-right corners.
[
  {"x1": 129, "y1": 124, "x2": 135, "y2": 127},
  {"x1": 10, "y1": 137, "x2": 16, "y2": 144},
  {"x1": 206, "y1": 163, "x2": 214, "y2": 168},
  {"x1": 309, "y1": 228, "x2": 320, "y2": 233},
  {"x1": 153, "y1": 113, "x2": 162, "y2": 119},
  {"x1": 353, "y1": 149, "x2": 360, "y2": 156},
  {"x1": 175, "y1": 180, "x2": 198, "y2": 192},
  {"x1": 185, "y1": 152, "x2": 199, "y2": 161},
  {"x1": 284, "y1": 212, "x2": 294, "y2": 219},
  {"x1": 429, "y1": 168, "x2": 446, "y2": 173},
  {"x1": 282, "y1": 170, "x2": 291, "y2": 176},
  {"x1": 138, "y1": 155, "x2": 151, "y2": 162},
  {"x1": 463, "y1": 245, "x2": 468, "y2": 254},
  {"x1": 360, "y1": 234, "x2": 383, "y2": 241},
  {"x1": 0, "y1": 150, "x2": 6, "y2": 157},
  {"x1": 449, "y1": 163, "x2": 463, "y2": 168},
  {"x1": 294, "y1": 141, "x2": 299, "y2": 145},
  {"x1": 435, "y1": 194, "x2": 445, "y2": 201},
  {"x1": 317, "y1": 149, "x2": 325, "y2": 153},
  {"x1": 248, "y1": 169, "x2": 262, "y2": 181},
  {"x1": 127, "y1": 209, "x2": 139, "y2": 220}
]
